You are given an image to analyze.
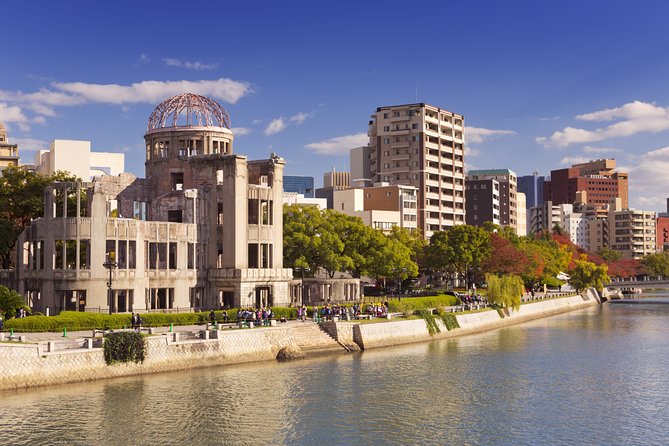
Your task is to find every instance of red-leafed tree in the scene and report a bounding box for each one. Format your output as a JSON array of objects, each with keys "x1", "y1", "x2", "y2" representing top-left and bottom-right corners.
[{"x1": 483, "y1": 233, "x2": 531, "y2": 276}]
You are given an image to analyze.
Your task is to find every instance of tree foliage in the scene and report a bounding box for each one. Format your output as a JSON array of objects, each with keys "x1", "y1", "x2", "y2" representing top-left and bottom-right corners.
[
  {"x1": 0, "y1": 285, "x2": 26, "y2": 320},
  {"x1": 597, "y1": 247, "x2": 623, "y2": 262},
  {"x1": 640, "y1": 252, "x2": 669, "y2": 277},
  {"x1": 485, "y1": 273, "x2": 524, "y2": 310},
  {"x1": 283, "y1": 205, "x2": 417, "y2": 279},
  {"x1": 568, "y1": 256, "x2": 610, "y2": 292},
  {"x1": 425, "y1": 225, "x2": 490, "y2": 288},
  {"x1": 0, "y1": 166, "x2": 78, "y2": 268}
]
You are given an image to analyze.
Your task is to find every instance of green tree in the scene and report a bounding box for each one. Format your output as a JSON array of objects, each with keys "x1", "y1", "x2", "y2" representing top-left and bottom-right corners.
[
  {"x1": 640, "y1": 252, "x2": 669, "y2": 277},
  {"x1": 0, "y1": 285, "x2": 25, "y2": 319},
  {"x1": 0, "y1": 166, "x2": 78, "y2": 268},
  {"x1": 485, "y1": 273, "x2": 524, "y2": 310},
  {"x1": 425, "y1": 225, "x2": 491, "y2": 289},
  {"x1": 597, "y1": 247, "x2": 623, "y2": 262},
  {"x1": 569, "y1": 257, "x2": 610, "y2": 292}
]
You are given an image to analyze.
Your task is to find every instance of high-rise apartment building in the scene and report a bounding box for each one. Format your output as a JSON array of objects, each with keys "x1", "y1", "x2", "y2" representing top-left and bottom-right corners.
[
  {"x1": 544, "y1": 159, "x2": 628, "y2": 210},
  {"x1": 368, "y1": 103, "x2": 465, "y2": 238},
  {"x1": 466, "y1": 169, "x2": 518, "y2": 232},
  {"x1": 465, "y1": 178, "x2": 500, "y2": 227},
  {"x1": 608, "y1": 198, "x2": 656, "y2": 260}
]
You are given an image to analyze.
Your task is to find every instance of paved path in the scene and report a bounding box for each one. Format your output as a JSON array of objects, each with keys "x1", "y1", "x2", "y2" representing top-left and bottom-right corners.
[{"x1": 7, "y1": 319, "x2": 312, "y2": 343}]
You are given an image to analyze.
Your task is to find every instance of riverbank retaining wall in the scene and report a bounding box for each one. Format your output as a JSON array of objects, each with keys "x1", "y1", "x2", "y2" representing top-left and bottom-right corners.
[
  {"x1": 0, "y1": 292, "x2": 600, "y2": 391},
  {"x1": 0, "y1": 327, "x2": 298, "y2": 391}
]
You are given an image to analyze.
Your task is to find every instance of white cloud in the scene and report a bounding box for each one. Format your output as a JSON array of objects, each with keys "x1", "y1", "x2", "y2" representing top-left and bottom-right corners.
[
  {"x1": 559, "y1": 156, "x2": 590, "y2": 166},
  {"x1": 11, "y1": 137, "x2": 48, "y2": 153},
  {"x1": 263, "y1": 111, "x2": 312, "y2": 136},
  {"x1": 537, "y1": 101, "x2": 669, "y2": 147},
  {"x1": 465, "y1": 146, "x2": 481, "y2": 157},
  {"x1": 32, "y1": 116, "x2": 46, "y2": 124},
  {"x1": 0, "y1": 102, "x2": 29, "y2": 123},
  {"x1": 231, "y1": 127, "x2": 251, "y2": 136},
  {"x1": 582, "y1": 145, "x2": 622, "y2": 154},
  {"x1": 138, "y1": 53, "x2": 150, "y2": 63},
  {"x1": 289, "y1": 112, "x2": 311, "y2": 124},
  {"x1": 264, "y1": 118, "x2": 286, "y2": 135},
  {"x1": 466, "y1": 127, "x2": 515, "y2": 144},
  {"x1": 163, "y1": 58, "x2": 218, "y2": 71},
  {"x1": 305, "y1": 132, "x2": 368, "y2": 156},
  {"x1": 624, "y1": 146, "x2": 669, "y2": 211}
]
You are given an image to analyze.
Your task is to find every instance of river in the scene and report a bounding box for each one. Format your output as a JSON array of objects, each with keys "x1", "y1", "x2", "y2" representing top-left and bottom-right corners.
[{"x1": 2, "y1": 296, "x2": 669, "y2": 446}]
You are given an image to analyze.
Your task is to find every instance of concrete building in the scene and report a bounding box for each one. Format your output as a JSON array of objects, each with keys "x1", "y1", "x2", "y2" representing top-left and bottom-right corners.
[
  {"x1": 35, "y1": 139, "x2": 125, "y2": 179},
  {"x1": 283, "y1": 175, "x2": 314, "y2": 198},
  {"x1": 315, "y1": 168, "x2": 351, "y2": 209},
  {"x1": 529, "y1": 202, "x2": 573, "y2": 235},
  {"x1": 465, "y1": 178, "x2": 500, "y2": 227},
  {"x1": 562, "y1": 212, "x2": 589, "y2": 250},
  {"x1": 608, "y1": 198, "x2": 656, "y2": 260},
  {"x1": 350, "y1": 145, "x2": 372, "y2": 186},
  {"x1": 517, "y1": 171, "x2": 545, "y2": 208},
  {"x1": 0, "y1": 122, "x2": 19, "y2": 172},
  {"x1": 333, "y1": 183, "x2": 418, "y2": 232},
  {"x1": 544, "y1": 159, "x2": 628, "y2": 210},
  {"x1": 588, "y1": 219, "x2": 607, "y2": 253},
  {"x1": 15, "y1": 93, "x2": 296, "y2": 313},
  {"x1": 467, "y1": 169, "x2": 518, "y2": 233},
  {"x1": 516, "y1": 192, "x2": 527, "y2": 237},
  {"x1": 283, "y1": 192, "x2": 327, "y2": 209},
  {"x1": 656, "y1": 199, "x2": 669, "y2": 251},
  {"x1": 367, "y1": 103, "x2": 466, "y2": 239}
]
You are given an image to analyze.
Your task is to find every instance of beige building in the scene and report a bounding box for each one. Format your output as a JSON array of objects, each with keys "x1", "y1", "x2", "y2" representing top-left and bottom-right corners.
[
  {"x1": 333, "y1": 183, "x2": 418, "y2": 232},
  {"x1": 283, "y1": 192, "x2": 327, "y2": 209},
  {"x1": 350, "y1": 146, "x2": 372, "y2": 186},
  {"x1": 35, "y1": 139, "x2": 125, "y2": 179},
  {"x1": 0, "y1": 122, "x2": 19, "y2": 172},
  {"x1": 608, "y1": 199, "x2": 656, "y2": 260},
  {"x1": 15, "y1": 93, "x2": 294, "y2": 313},
  {"x1": 367, "y1": 103, "x2": 466, "y2": 239},
  {"x1": 516, "y1": 192, "x2": 527, "y2": 236}
]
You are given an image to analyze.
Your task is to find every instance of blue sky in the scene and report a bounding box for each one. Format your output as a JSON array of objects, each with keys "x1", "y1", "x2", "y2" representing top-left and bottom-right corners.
[{"x1": 2, "y1": 1, "x2": 669, "y2": 211}]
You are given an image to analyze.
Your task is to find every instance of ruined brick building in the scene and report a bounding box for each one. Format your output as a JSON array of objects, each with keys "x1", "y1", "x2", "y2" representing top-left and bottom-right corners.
[{"x1": 14, "y1": 93, "x2": 293, "y2": 313}]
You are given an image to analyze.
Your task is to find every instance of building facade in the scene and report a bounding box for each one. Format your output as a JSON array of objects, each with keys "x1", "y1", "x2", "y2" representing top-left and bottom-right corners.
[
  {"x1": 35, "y1": 139, "x2": 125, "y2": 179},
  {"x1": 283, "y1": 175, "x2": 315, "y2": 198},
  {"x1": 0, "y1": 122, "x2": 19, "y2": 172},
  {"x1": 543, "y1": 159, "x2": 628, "y2": 210},
  {"x1": 467, "y1": 169, "x2": 518, "y2": 233},
  {"x1": 367, "y1": 103, "x2": 466, "y2": 239},
  {"x1": 333, "y1": 183, "x2": 418, "y2": 232},
  {"x1": 465, "y1": 178, "x2": 500, "y2": 227},
  {"x1": 15, "y1": 93, "x2": 293, "y2": 314}
]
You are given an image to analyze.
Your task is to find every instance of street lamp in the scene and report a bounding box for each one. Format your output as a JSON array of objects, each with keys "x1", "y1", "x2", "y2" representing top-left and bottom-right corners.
[
  {"x1": 103, "y1": 253, "x2": 118, "y2": 315},
  {"x1": 397, "y1": 267, "x2": 407, "y2": 301}
]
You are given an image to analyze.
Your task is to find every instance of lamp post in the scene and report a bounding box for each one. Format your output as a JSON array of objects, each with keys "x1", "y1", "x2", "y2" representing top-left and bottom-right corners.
[
  {"x1": 103, "y1": 253, "x2": 118, "y2": 315},
  {"x1": 397, "y1": 267, "x2": 407, "y2": 301}
]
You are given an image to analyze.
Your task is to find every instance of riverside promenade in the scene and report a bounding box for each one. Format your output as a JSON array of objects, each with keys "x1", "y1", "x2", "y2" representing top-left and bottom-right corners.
[{"x1": 0, "y1": 291, "x2": 600, "y2": 391}]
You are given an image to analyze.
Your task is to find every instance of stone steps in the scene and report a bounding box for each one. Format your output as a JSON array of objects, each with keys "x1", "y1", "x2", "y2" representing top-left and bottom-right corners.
[{"x1": 291, "y1": 322, "x2": 350, "y2": 354}]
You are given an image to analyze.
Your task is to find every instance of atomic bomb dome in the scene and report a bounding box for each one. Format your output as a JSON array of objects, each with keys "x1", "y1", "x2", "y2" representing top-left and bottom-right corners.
[
  {"x1": 147, "y1": 93, "x2": 231, "y2": 131},
  {"x1": 145, "y1": 93, "x2": 234, "y2": 167}
]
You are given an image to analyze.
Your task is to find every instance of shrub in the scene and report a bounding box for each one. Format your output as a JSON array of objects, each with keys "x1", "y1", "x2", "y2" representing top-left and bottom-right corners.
[
  {"x1": 414, "y1": 309, "x2": 440, "y2": 335},
  {"x1": 0, "y1": 285, "x2": 27, "y2": 320},
  {"x1": 388, "y1": 294, "x2": 460, "y2": 314},
  {"x1": 103, "y1": 332, "x2": 146, "y2": 365},
  {"x1": 438, "y1": 311, "x2": 460, "y2": 331}
]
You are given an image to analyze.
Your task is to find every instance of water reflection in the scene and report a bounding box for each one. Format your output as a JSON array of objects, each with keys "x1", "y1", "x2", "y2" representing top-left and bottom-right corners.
[{"x1": 2, "y1": 302, "x2": 669, "y2": 445}]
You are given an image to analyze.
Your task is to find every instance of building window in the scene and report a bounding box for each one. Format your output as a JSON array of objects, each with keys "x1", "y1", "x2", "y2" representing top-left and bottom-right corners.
[
  {"x1": 171, "y1": 172, "x2": 184, "y2": 191},
  {"x1": 248, "y1": 243, "x2": 259, "y2": 268},
  {"x1": 383, "y1": 113, "x2": 389, "y2": 119},
  {"x1": 133, "y1": 201, "x2": 147, "y2": 220},
  {"x1": 167, "y1": 210, "x2": 182, "y2": 223}
]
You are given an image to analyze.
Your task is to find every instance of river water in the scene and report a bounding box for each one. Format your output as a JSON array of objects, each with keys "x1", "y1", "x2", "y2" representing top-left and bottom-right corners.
[{"x1": 2, "y1": 295, "x2": 669, "y2": 446}]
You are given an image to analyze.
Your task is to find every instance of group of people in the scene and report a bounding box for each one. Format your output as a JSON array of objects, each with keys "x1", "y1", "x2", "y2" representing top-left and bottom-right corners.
[
  {"x1": 299, "y1": 302, "x2": 389, "y2": 321},
  {"x1": 130, "y1": 313, "x2": 143, "y2": 330},
  {"x1": 236, "y1": 307, "x2": 275, "y2": 326}
]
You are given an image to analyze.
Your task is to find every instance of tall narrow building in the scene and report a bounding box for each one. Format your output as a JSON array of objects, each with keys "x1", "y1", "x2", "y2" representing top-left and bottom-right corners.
[
  {"x1": 466, "y1": 169, "x2": 518, "y2": 232},
  {"x1": 368, "y1": 103, "x2": 465, "y2": 238}
]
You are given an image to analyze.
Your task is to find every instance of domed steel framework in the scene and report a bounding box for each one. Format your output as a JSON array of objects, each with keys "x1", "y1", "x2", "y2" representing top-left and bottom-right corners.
[{"x1": 147, "y1": 93, "x2": 231, "y2": 131}]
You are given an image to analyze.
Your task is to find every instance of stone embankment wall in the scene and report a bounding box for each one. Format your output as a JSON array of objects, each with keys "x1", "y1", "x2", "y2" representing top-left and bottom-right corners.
[
  {"x1": 0, "y1": 292, "x2": 600, "y2": 391},
  {"x1": 325, "y1": 291, "x2": 599, "y2": 350},
  {"x1": 0, "y1": 327, "x2": 298, "y2": 391}
]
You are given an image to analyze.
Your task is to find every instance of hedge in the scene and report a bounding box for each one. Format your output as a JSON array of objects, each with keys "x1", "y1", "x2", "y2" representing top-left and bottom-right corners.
[
  {"x1": 4, "y1": 307, "x2": 302, "y2": 332},
  {"x1": 388, "y1": 294, "x2": 460, "y2": 314}
]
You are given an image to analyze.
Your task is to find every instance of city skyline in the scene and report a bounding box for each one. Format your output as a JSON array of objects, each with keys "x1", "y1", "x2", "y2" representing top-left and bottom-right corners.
[{"x1": 2, "y1": 1, "x2": 669, "y2": 211}]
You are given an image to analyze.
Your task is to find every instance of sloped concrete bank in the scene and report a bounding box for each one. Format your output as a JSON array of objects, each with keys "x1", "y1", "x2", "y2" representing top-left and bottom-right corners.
[
  {"x1": 0, "y1": 291, "x2": 599, "y2": 391},
  {"x1": 324, "y1": 290, "x2": 600, "y2": 350}
]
